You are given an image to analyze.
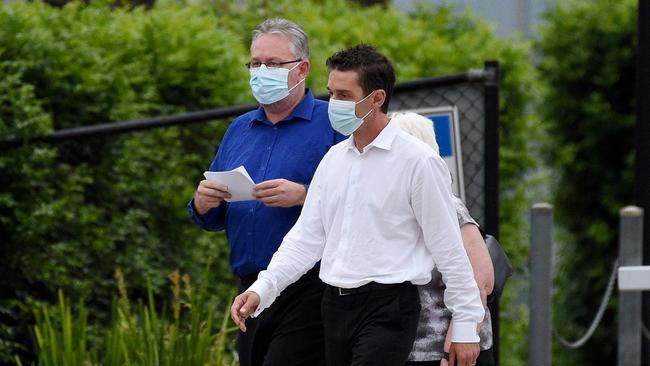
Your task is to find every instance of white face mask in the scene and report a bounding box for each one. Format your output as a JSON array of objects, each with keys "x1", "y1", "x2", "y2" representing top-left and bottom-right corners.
[
  {"x1": 249, "y1": 62, "x2": 304, "y2": 105},
  {"x1": 327, "y1": 92, "x2": 374, "y2": 135}
]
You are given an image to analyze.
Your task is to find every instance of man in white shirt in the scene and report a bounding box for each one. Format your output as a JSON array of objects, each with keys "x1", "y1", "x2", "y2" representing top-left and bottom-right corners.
[{"x1": 231, "y1": 44, "x2": 484, "y2": 366}]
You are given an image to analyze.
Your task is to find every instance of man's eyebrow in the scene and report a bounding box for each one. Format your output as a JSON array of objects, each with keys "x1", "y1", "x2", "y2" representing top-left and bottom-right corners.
[{"x1": 249, "y1": 57, "x2": 283, "y2": 62}]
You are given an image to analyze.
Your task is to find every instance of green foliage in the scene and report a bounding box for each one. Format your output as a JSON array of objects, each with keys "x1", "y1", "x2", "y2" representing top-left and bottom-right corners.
[
  {"x1": 0, "y1": 0, "x2": 537, "y2": 364},
  {"x1": 537, "y1": 0, "x2": 637, "y2": 364},
  {"x1": 25, "y1": 267, "x2": 237, "y2": 366},
  {"x1": 0, "y1": 1, "x2": 245, "y2": 362}
]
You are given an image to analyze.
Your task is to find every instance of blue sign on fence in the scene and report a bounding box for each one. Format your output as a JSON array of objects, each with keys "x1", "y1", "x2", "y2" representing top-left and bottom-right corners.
[{"x1": 430, "y1": 114, "x2": 454, "y2": 157}]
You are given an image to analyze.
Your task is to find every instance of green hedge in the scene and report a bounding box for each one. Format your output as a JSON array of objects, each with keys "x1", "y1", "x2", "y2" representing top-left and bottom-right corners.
[
  {"x1": 0, "y1": 1, "x2": 248, "y2": 362},
  {"x1": 0, "y1": 0, "x2": 537, "y2": 364},
  {"x1": 537, "y1": 0, "x2": 637, "y2": 364}
]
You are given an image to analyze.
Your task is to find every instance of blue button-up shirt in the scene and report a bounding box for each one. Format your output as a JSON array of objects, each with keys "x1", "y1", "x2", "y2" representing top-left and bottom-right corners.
[{"x1": 188, "y1": 90, "x2": 344, "y2": 277}]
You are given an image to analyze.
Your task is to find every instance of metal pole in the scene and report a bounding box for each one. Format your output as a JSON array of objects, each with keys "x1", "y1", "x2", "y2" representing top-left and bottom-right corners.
[
  {"x1": 619, "y1": 206, "x2": 644, "y2": 366},
  {"x1": 636, "y1": 0, "x2": 650, "y2": 364},
  {"x1": 483, "y1": 60, "x2": 501, "y2": 365},
  {"x1": 483, "y1": 60, "x2": 500, "y2": 242},
  {"x1": 529, "y1": 203, "x2": 553, "y2": 366}
]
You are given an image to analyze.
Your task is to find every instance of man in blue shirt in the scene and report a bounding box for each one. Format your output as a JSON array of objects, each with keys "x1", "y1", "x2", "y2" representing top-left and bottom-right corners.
[{"x1": 188, "y1": 18, "x2": 343, "y2": 366}]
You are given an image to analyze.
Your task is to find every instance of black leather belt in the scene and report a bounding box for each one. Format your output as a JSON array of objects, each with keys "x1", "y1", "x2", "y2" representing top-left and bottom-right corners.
[{"x1": 329, "y1": 282, "x2": 406, "y2": 296}]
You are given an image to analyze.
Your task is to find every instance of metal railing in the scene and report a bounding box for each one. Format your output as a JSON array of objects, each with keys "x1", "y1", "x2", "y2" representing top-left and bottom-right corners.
[{"x1": 528, "y1": 204, "x2": 646, "y2": 366}]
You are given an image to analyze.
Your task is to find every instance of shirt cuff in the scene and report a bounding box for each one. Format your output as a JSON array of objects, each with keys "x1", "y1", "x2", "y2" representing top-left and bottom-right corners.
[
  {"x1": 187, "y1": 199, "x2": 221, "y2": 227},
  {"x1": 246, "y1": 277, "x2": 276, "y2": 318},
  {"x1": 187, "y1": 199, "x2": 204, "y2": 223},
  {"x1": 451, "y1": 321, "x2": 481, "y2": 343}
]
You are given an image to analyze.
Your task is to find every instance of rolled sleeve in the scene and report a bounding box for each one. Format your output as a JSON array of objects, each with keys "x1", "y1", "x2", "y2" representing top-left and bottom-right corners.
[{"x1": 453, "y1": 195, "x2": 479, "y2": 228}]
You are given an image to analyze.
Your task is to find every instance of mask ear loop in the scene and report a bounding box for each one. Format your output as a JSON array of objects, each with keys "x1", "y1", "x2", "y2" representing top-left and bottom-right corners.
[
  {"x1": 287, "y1": 61, "x2": 306, "y2": 93},
  {"x1": 357, "y1": 91, "x2": 375, "y2": 120}
]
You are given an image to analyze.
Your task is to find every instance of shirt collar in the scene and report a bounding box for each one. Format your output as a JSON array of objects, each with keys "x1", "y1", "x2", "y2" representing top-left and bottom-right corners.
[
  {"x1": 345, "y1": 118, "x2": 398, "y2": 152},
  {"x1": 250, "y1": 89, "x2": 315, "y2": 126}
]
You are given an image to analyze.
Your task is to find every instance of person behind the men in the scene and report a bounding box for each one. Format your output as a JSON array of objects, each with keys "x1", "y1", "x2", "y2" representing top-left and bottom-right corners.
[
  {"x1": 188, "y1": 18, "x2": 343, "y2": 366},
  {"x1": 391, "y1": 112, "x2": 496, "y2": 366},
  {"x1": 231, "y1": 44, "x2": 484, "y2": 366}
]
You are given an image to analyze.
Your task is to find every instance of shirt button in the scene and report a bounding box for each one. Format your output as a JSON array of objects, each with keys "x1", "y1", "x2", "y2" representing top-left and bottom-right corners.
[
  {"x1": 267, "y1": 146, "x2": 271, "y2": 150},
  {"x1": 273, "y1": 127, "x2": 278, "y2": 130},
  {"x1": 247, "y1": 232, "x2": 252, "y2": 236},
  {"x1": 249, "y1": 208, "x2": 254, "y2": 213}
]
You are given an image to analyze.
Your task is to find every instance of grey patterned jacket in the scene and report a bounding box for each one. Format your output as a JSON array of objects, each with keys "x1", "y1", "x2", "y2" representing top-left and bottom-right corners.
[{"x1": 407, "y1": 196, "x2": 492, "y2": 362}]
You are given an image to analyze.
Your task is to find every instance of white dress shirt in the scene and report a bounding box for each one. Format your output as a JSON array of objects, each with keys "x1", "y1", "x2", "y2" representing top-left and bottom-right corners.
[{"x1": 248, "y1": 121, "x2": 484, "y2": 342}]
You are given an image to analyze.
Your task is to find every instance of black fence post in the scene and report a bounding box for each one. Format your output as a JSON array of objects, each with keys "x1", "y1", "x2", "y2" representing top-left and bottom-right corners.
[
  {"x1": 483, "y1": 60, "x2": 501, "y2": 365},
  {"x1": 636, "y1": 0, "x2": 650, "y2": 363}
]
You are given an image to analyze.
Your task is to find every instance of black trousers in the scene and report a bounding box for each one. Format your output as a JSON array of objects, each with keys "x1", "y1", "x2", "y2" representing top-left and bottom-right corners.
[
  {"x1": 321, "y1": 282, "x2": 421, "y2": 366},
  {"x1": 476, "y1": 348, "x2": 495, "y2": 366},
  {"x1": 237, "y1": 266, "x2": 325, "y2": 366}
]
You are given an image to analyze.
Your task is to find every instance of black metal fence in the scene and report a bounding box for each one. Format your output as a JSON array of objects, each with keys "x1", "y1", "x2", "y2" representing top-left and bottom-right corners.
[{"x1": 1, "y1": 61, "x2": 500, "y2": 235}]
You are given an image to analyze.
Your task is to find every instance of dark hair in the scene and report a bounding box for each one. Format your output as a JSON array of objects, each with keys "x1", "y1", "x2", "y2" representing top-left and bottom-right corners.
[{"x1": 326, "y1": 44, "x2": 395, "y2": 113}]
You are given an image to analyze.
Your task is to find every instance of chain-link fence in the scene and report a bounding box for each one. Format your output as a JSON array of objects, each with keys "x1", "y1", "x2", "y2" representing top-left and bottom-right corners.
[{"x1": 389, "y1": 67, "x2": 495, "y2": 229}]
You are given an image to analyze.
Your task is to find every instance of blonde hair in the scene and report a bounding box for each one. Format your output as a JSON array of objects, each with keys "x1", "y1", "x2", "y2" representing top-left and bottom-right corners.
[{"x1": 390, "y1": 112, "x2": 439, "y2": 153}]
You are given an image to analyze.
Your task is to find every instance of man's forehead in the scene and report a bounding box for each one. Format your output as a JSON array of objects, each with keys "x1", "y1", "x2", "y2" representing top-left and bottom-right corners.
[
  {"x1": 250, "y1": 33, "x2": 293, "y2": 59},
  {"x1": 327, "y1": 70, "x2": 361, "y2": 90}
]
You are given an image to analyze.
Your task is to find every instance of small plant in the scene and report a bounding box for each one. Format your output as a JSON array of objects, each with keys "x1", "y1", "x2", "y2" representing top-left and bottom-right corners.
[{"x1": 26, "y1": 263, "x2": 239, "y2": 366}]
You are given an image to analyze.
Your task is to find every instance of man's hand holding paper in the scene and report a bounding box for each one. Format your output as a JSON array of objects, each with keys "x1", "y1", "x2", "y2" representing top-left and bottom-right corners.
[
  {"x1": 193, "y1": 180, "x2": 232, "y2": 215},
  {"x1": 252, "y1": 179, "x2": 307, "y2": 208},
  {"x1": 202, "y1": 166, "x2": 256, "y2": 202}
]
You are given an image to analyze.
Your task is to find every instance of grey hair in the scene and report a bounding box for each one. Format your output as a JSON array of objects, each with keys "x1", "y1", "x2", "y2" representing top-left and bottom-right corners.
[{"x1": 251, "y1": 18, "x2": 309, "y2": 60}]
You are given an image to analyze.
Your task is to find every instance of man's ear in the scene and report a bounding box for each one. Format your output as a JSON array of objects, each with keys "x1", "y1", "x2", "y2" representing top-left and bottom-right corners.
[
  {"x1": 299, "y1": 59, "x2": 311, "y2": 79},
  {"x1": 372, "y1": 89, "x2": 386, "y2": 110}
]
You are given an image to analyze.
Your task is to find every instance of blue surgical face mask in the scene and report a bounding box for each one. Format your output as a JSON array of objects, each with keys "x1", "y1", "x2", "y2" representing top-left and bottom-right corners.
[
  {"x1": 328, "y1": 92, "x2": 375, "y2": 136},
  {"x1": 249, "y1": 62, "x2": 304, "y2": 105}
]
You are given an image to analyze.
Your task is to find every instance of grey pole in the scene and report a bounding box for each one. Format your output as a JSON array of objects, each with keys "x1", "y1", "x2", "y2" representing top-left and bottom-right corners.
[
  {"x1": 529, "y1": 203, "x2": 553, "y2": 366},
  {"x1": 618, "y1": 206, "x2": 644, "y2": 366}
]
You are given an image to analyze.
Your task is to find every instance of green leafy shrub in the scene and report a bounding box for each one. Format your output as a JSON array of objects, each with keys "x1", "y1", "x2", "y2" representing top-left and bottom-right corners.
[
  {"x1": 0, "y1": 0, "x2": 537, "y2": 364},
  {"x1": 537, "y1": 0, "x2": 637, "y2": 364},
  {"x1": 0, "y1": 1, "x2": 247, "y2": 362}
]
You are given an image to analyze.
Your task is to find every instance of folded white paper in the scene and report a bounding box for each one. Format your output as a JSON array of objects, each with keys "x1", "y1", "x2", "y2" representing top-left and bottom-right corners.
[{"x1": 203, "y1": 166, "x2": 255, "y2": 202}]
